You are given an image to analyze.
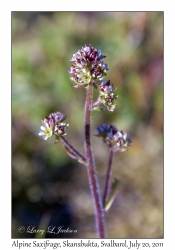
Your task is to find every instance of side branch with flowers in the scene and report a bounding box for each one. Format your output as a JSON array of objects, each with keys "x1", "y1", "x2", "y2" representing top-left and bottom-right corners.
[{"x1": 39, "y1": 45, "x2": 132, "y2": 238}]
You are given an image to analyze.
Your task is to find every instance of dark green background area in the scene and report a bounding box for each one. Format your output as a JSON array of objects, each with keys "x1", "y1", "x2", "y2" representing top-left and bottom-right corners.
[{"x1": 12, "y1": 12, "x2": 163, "y2": 238}]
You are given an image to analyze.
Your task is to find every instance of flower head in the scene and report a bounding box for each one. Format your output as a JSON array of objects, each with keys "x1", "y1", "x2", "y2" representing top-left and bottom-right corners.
[
  {"x1": 68, "y1": 45, "x2": 108, "y2": 88},
  {"x1": 92, "y1": 80, "x2": 118, "y2": 112},
  {"x1": 38, "y1": 111, "x2": 69, "y2": 142},
  {"x1": 95, "y1": 124, "x2": 132, "y2": 152},
  {"x1": 70, "y1": 45, "x2": 105, "y2": 65},
  {"x1": 100, "y1": 92, "x2": 118, "y2": 112}
]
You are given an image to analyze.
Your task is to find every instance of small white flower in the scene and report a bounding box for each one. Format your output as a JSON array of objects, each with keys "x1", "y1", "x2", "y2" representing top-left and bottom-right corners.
[{"x1": 38, "y1": 122, "x2": 53, "y2": 140}]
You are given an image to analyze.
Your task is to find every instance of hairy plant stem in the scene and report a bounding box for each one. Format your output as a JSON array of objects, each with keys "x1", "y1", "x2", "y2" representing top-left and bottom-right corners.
[
  {"x1": 84, "y1": 83, "x2": 105, "y2": 238},
  {"x1": 60, "y1": 136, "x2": 87, "y2": 164},
  {"x1": 103, "y1": 149, "x2": 114, "y2": 208}
]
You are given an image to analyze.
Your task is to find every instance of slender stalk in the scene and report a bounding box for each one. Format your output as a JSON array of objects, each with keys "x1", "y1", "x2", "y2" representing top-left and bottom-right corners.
[
  {"x1": 84, "y1": 84, "x2": 105, "y2": 238},
  {"x1": 103, "y1": 149, "x2": 114, "y2": 208},
  {"x1": 60, "y1": 136, "x2": 87, "y2": 165},
  {"x1": 92, "y1": 99, "x2": 101, "y2": 108}
]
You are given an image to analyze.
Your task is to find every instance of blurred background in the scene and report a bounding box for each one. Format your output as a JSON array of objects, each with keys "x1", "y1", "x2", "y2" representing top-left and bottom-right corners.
[{"x1": 12, "y1": 12, "x2": 163, "y2": 238}]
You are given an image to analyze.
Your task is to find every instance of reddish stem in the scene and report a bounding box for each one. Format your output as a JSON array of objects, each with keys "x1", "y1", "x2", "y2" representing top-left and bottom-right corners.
[
  {"x1": 84, "y1": 84, "x2": 105, "y2": 238},
  {"x1": 92, "y1": 99, "x2": 101, "y2": 108},
  {"x1": 60, "y1": 136, "x2": 87, "y2": 164},
  {"x1": 103, "y1": 149, "x2": 114, "y2": 208}
]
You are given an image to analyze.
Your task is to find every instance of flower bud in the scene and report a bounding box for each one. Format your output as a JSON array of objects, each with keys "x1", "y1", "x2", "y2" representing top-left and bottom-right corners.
[
  {"x1": 98, "y1": 80, "x2": 114, "y2": 94},
  {"x1": 54, "y1": 123, "x2": 69, "y2": 136}
]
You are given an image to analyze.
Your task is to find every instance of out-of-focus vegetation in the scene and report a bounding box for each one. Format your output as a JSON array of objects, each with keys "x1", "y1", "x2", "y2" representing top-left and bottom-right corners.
[{"x1": 12, "y1": 12, "x2": 163, "y2": 238}]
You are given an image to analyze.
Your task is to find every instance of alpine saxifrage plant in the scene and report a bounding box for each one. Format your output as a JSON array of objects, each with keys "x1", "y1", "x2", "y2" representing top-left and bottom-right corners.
[{"x1": 39, "y1": 45, "x2": 132, "y2": 238}]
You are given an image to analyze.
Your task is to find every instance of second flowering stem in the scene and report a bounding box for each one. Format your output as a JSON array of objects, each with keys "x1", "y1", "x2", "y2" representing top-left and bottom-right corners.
[{"x1": 103, "y1": 149, "x2": 114, "y2": 208}]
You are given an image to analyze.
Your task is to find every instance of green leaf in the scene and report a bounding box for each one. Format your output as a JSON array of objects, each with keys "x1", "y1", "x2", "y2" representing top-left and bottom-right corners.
[{"x1": 105, "y1": 178, "x2": 119, "y2": 211}]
